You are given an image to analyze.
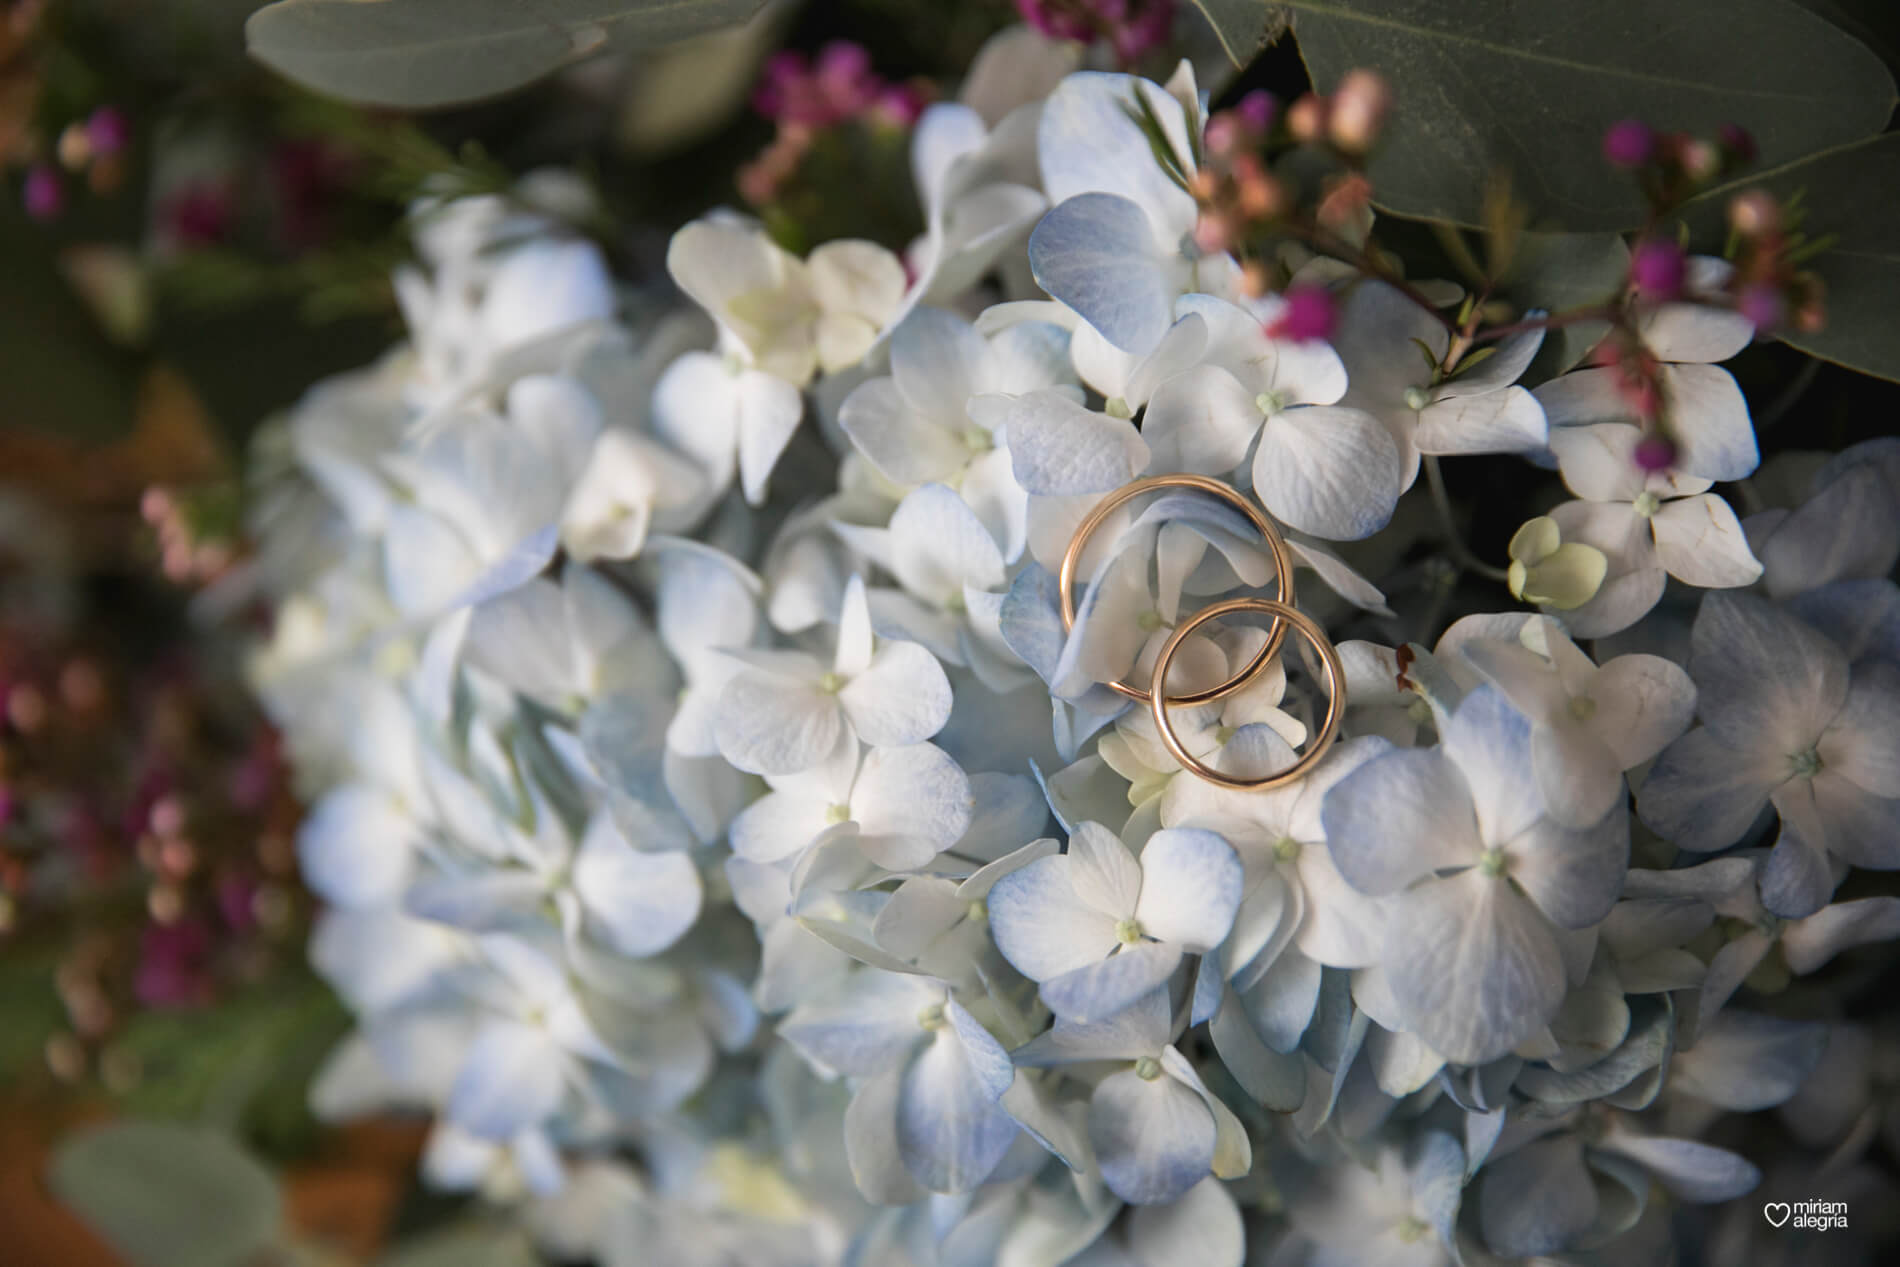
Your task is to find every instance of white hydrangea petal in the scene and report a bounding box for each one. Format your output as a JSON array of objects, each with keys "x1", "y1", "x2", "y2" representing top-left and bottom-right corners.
[
  {"x1": 1586, "y1": 654, "x2": 1698, "y2": 769},
  {"x1": 834, "y1": 575, "x2": 876, "y2": 678},
  {"x1": 1529, "y1": 724, "x2": 1627, "y2": 830},
  {"x1": 888, "y1": 483, "x2": 1008, "y2": 600},
  {"x1": 1637, "y1": 295, "x2": 1754, "y2": 363},
  {"x1": 1387, "y1": 868, "x2": 1567, "y2": 1066},
  {"x1": 1659, "y1": 363, "x2": 1758, "y2": 482},
  {"x1": 1251, "y1": 405, "x2": 1402, "y2": 541},
  {"x1": 735, "y1": 369, "x2": 805, "y2": 506},
  {"x1": 1001, "y1": 388, "x2": 1152, "y2": 496},
  {"x1": 1125, "y1": 1177, "x2": 1244, "y2": 1267},
  {"x1": 572, "y1": 814, "x2": 703, "y2": 957},
  {"x1": 779, "y1": 970, "x2": 937, "y2": 1076},
  {"x1": 448, "y1": 1019, "x2": 566, "y2": 1140},
  {"x1": 839, "y1": 375, "x2": 967, "y2": 485},
  {"x1": 1069, "y1": 819, "x2": 1146, "y2": 914},
  {"x1": 651, "y1": 351, "x2": 741, "y2": 489},
  {"x1": 1651, "y1": 494, "x2": 1762, "y2": 588},
  {"x1": 1037, "y1": 72, "x2": 1196, "y2": 235},
  {"x1": 891, "y1": 306, "x2": 988, "y2": 421},
  {"x1": 1441, "y1": 686, "x2": 1545, "y2": 844},
  {"x1": 1549, "y1": 422, "x2": 1663, "y2": 503},
  {"x1": 959, "y1": 446, "x2": 1030, "y2": 562},
  {"x1": 1505, "y1": 809, "x2": 1630, "y2": 930},
  {"x1": 852, "y1": 742, "x2": 974, "y2": 869},
  {"x1": 713, "y1": 668, "x2": 843, "y2": 776},
  {"x1": 1088, "y1": 1067, "x2": 1215, "y2": 1206},
  {"x1": 1762, "y1": 783, "x2": 1838, "y2": 918},
  {"x1": 844, "y1": 1069, "x2": 929, "y2": 1205},
  {"x1": 297, "y1": 785, "x2": 417, "y2": 908},
  {"x1": 839, "y1": 641, "x2": 954, "y2": 746},
  {"x1": 1414, "y1": 384, "x2": 1547, "y2": 456},
  {"x1": 987, "y1": 853, "x2": 1122, "y2": 981},
  {"x1": 1783, "y1": 897, "x2": 1900, "y2": 974},
  {"x1": 1141, "y1": 366, "x2": 1264, "y2": 476},
  {"x1": 1819, "y1": 662, "x2": 1900, "y2": 797},
  {"x1": 1133, "y1": 828, "x2": 1244, "y2": 951},
  {"x1": 1809, "y1": 769, "x2": 1900, "y2": 870},
  {"x1": 1669, "y1": 1010, "x2": 1827, "y2": 1111}
]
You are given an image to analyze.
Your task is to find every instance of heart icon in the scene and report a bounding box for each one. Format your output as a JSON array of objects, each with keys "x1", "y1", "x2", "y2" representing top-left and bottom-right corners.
[{"x1": 1764, "y1": 1202, "x2": 1792, "y2": 1228}]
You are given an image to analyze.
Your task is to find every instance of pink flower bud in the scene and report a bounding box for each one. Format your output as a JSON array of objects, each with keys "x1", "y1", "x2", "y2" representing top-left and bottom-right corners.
[
  {"x1": 1679, "y1": 138, "x2": 1719, "y2": 182},
  {"x1": 1601, "y1": 119, "x2": 1654, "y2": 168},
  {"x1": 1737, "y1": 283, "x2": 1785, "y2": 331},
  {"x1": 1727, "y1": 189, "x2": 1779, "y2": 237},
  {"x1": 1328, "y1": 69, "x2": 1390, "y2": 153},
  {"x1": 1630, "y1": 238, "x2": 1686, "y2": 298},
  {"x1": 1235, "y1": 90, "x2": 1275, "y2": 134},
  {"x1": 1632, "y1": 434, "x2": 1677, "y2": 473},
  {"x1": 1268, "y1": 284, "x2": 1337, "y2": 343},
  {"x1": 1286, "y1": 94, "x2": 1328, "y2": 145},
  {"x1": 23, "y1": 165, "x2": 63, "y2": 221},
  {"x1": 86, "y1": 106, "x2": 129, "y2": 156}
]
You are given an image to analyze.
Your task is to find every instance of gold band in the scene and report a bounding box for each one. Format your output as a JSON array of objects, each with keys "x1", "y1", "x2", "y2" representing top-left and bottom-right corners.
[
  {"x1": 1057, "y1": 474, "x2": 1296, "y2": 706},
  {"x1": 1148, "y1": 597, "x2": 1345, "y2": 791}
]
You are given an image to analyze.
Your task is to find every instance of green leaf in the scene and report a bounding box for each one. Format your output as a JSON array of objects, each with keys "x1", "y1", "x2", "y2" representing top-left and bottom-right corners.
[
  {"x1": 1189, "y1": 1, "x2": 1293, "y2": 66},
  {"x1": 246, "y1": 0, "x2": 766, "y2": 108},
  {"x1": 1283, "y1": 0, "x2": 1895, "y2": 230},
  {"x1": 1501, "y1": 231, "x2": 1631, "y2": 380},
  {"x1": 50, "y1": 1120, "x2": 283, "y2": 1267},
  {"x1": 1674, "y1": 132, "x2": 1900, "y2": 382}
]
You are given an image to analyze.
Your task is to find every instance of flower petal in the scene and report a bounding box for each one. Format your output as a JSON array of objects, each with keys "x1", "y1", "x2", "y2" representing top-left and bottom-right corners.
[{"x1": 1252, "y1": 405, "x2": 1402, "y2": 540}]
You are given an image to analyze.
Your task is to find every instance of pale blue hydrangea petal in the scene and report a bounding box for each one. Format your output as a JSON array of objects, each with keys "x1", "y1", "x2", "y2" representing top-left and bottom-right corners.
[
  {"x1": 1251, "y1": 405, "x2": 1403, "y2": 541},
  {"x1": 1414, "y1": 384, "x2": 1548, "y2": 457},
  {"x1": 1014, "y1": 986, "x2": 1171, "y2": 1066},
  {"x1": 405, "y1": 871, "x2": 547, "y2": 934},
  {"x1": 1477, "y1": 1135, "x2": 1597, "y2": 1258},
  {"x1": 1595, "y1": 1134, "x2": 1760, "y2": 1203},
  {"x1": 1088, "y1": 1067, "x2": 1214, "y2": 1206},
  {"x1": 1809, "y1": 770, "x2": 1900, "y2": 869},
  {"x1": 888, "y1": 483, "x2": 1008, "y2": 600},
  {"x1": 1820, "y1": 662, "x2": 1900, "y2": 797},
  {"x1": 1441, "y1": 685, "x2": 1545, "y2": 844},
  {"x1": 1028, "y1": 193, "x2": 1182, "y2": 355},
  {"x1": 1506, "y1": 807, "x2": 1629, "y2": 930},
  {"x1": 1763, "y1": 781, "x2": 1840, "y2": 917},
  {"x1": 447, "y1": 1019, "x2": 566, "y2": 1140},
  {"x1": 1040, "y1": 941, "x2": 1186, "y2": 1024},
  {"x1": 1761, "y1": 466, "x2": 1900, "y2": 599},
  {"x1": 1638, "y1": 727, "x2": 1779, "y2": 853},
  {"x1": 779, "y1": 970, "x2": 938, "y2": 1077},
  {"x1": 1322, "y1": 748, "x2": 1481, "y2": 895},
  {"x1": 1387, "y1": 868, "x2": 1568, "y2": 1066},
  {"x1": 851, "y1": 742, "x2": 974, "y2": 871},
  {"x1": 892, "y1": 306, "x2": 990, "y2": 424},
  {"x1": 1037, "y1": 72, "x2": 1195, "y2": 237},
  {"x1": 897, "y1": 1008, "x2": 1020, "y2": 1192},
  {"x1": 844, "y1": 1068, "x2": 928, "y2": 1205},
  {"x1": 1208, "y1": 988, "x2": 1306, "y2": 1111},
  {"x1": 1235, "y1": 951, "x2": 1321, "y2": 1054},
  {"x1": 1787, "y1": 578, "x2": 1900, "y2": 665},
  {"x1": 1783, "y1": 896, "x2": 1900, "y2": 973},
  {"x1": 1670, "y1": 1010, "x2": 1828, "y2": 1111}
]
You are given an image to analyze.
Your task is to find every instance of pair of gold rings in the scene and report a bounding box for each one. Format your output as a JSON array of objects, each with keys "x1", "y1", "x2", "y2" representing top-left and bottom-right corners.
[{"x1": 1057, "y1": 475, "x2": 1345, "y2": 791}]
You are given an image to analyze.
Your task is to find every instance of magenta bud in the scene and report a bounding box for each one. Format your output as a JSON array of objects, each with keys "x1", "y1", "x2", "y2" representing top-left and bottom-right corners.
[
  {"x1": 1236, "y1": 89, "x2": 1275, "y2": 133},
  {"x1": 1630, "y1": 238, "x2": 1686, "y2": 298},
  {"x1": 23, "y1": 165, "x2": 63, "y2": 221},
  {"x1": 86, "y1": 106, "x2": 130, "y2": 156},
  {"x1": 1270, "y1": 284, "x2": 1338, "y2": 343},
  {"x1": 1718, "y1": 123, "x2": 1757, "y2": 164},
  {"x1": 1633, "y1": 435, "x2": 1677, "y2": 473},
  {"x1": 1602, "y1": 119, "x2": 1654, "y2": 168},
  {"x1": 1736, "y1": 282, "x2": 1785, "y2": 331}
]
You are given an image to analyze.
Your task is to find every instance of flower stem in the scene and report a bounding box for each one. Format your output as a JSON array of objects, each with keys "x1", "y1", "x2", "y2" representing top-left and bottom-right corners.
[{"x1": 1423, "y1": 455, "x2": 1510, "y2": 583}]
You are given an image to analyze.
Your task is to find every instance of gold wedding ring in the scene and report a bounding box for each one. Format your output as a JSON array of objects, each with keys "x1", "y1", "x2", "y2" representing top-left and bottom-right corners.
[{"x1": 1057, "y1": 474, "x2": 1296, "y2": 705}]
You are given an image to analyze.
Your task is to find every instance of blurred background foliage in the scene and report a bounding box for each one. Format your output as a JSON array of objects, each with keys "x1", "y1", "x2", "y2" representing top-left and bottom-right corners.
[{"x1": 2, "y1": 0, "x2": 1899, "y2": 1262}]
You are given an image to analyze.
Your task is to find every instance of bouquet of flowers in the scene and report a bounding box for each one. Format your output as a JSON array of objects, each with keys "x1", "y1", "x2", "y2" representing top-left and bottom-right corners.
[{"x1": 45, "y1": 1, "x2": 1900, "y2": 1264}]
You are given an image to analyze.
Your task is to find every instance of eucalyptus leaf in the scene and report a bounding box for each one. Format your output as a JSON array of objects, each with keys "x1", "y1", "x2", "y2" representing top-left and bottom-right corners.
[
  {"x1": 1674, "y1": 132, "x2": 1900, "y2": 382},
  {"x1": 1503, "y1": 231, "x2": 1631, "y2": 381},
  {"x1": 246, "y1": 0, "x2": 767, "y2": 108},
  {"x1": 1189, "y1": 1, "x2": 1292, "y2": 66},
  {"x1": 50, "y1": 1120, "x2": 283, "y2": 1267},
  {"x1": 1283, "y1": 0, "x2": 1895, "y2": 230}
]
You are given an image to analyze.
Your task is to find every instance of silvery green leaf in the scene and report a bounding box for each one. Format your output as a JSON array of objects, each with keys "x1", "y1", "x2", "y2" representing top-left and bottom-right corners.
[
  {"x1": 248, "y1": 0, "x2": 767, "y2": 108},
  {"x1": 51, "y1": 1122, "x2": 283, "y2": 1267}
]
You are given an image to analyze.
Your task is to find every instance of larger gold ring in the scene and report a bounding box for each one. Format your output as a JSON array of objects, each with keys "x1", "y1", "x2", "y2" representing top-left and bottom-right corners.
[
  {"x1": 1058, "y1": 474, "x2": 1296, "y2": 705},
  {"x1": 1149, "y1": 598, "x2": 1345, "y2": 791}
]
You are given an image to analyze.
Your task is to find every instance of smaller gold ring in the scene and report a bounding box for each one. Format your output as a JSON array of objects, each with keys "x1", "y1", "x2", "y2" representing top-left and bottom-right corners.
[
  {"x1": 1057, "y1": 474, "x2": 1296, "y2": 705},
  {"x1": 1149, "y1": 598, "x2": 1345, "y2": 791}
]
